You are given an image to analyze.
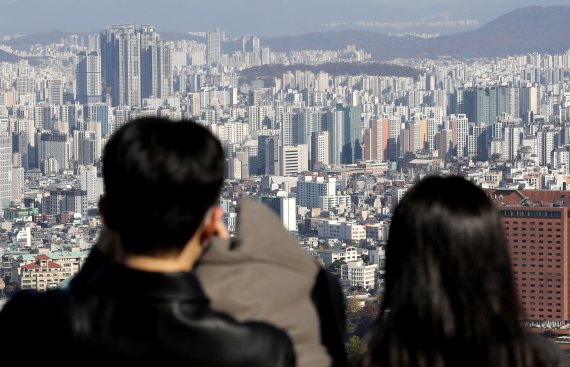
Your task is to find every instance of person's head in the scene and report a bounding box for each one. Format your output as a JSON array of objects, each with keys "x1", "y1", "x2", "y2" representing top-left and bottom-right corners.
[
  {"x1": 100, "y1": 117, "x2": 224, "y2": 257},
  {"x1": 369, "y1": 175, "x2": 532, "y2": 366}
]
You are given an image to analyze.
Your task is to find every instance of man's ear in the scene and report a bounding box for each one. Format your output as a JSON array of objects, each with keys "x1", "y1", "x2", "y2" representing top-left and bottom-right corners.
[{"x1": 201, "y1": 206, "x2": 223, "y2": 244}]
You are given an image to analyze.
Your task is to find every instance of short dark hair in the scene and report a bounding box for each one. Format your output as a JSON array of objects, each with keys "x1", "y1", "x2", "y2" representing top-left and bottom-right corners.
[{"x1": 102, "y1": 117, "x2": 224, "y2": 255}]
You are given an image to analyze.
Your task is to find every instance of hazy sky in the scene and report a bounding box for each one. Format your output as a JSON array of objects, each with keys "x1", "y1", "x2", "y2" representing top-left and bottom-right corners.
[{"x1": 0, "y1": 0, "x2": 568, "y2": 37}]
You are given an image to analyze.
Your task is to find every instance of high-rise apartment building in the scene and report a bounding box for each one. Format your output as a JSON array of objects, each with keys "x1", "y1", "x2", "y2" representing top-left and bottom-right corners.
[
  {"x1": 11, "y1": 132, "x2": 29, "y2": 170},
  {"x1": 78, "y1": 165, "x2": 100, "y2": 203},
  {"x1": 48, "y1": 80, "x2": 63, "y2": 105},
  {"x1": 206, "y1": 30, "x2": 222, "y2": 66},
  {"x1": 88, "y1": 34, "x2": 100, "y2": 52},
  {"x1": 140, "y1": 25, "x2": 173, "y2": 99},
  {"x1": 264, "y1": 136, "x2": 280, "y2": 175},
  {"x1": 75, "y1": 131, "x2": 98, "y2": 165},
  {"x1": 255, "y1": 132, "x2": 277, "y2": 175},
  {"x1": 60, "y1": 104, "x2": 79, "y2": 130},
  {"x1": 280, "y1": 144, "x2": 308, "y2": 176},
  {"x1": 297, "y1": 175, "x2": 336, "y2": 209},
  {"x1": 0, "y1": 133, "x2": 12, "y2": 210},
  {"x1": 502, "y1": 122, "x2": 524, "y2": 161},
  {"x1": 460, "y1": 86, "x2": 512, "y2": 124},
  {"x1": 402, "y1": 118, "x2": 428, "y2": 154},
  {"x1": 310, "y1": 131, "x2": 329, "y2": 170},
  {"x1": 519, "y1": 84, "x2": 540, "y2": 122},
  {"x1": 242, "y1": 35, "x2": 260, "y2": 64},
  {"x1": 365, "y1": 118, "x2": 389, "y2": 161},
  {"x1": 11, "y1": 166, "x2": 24, "y2": 203},
  {"x1": 76, "y1": 51, "x2": 102, "y2": 104},
  {"x1": 33, "y1": 103, "x2": 53, "y2": 130},
  {"x1": 234, "y1": 149, "x2": 250, "y2": 180},
  {"x1": 281, "y1": 112, "x2": 295, "y2": 146},
  {"x1": 84, "y1": 103, "x2": 110, "y2": 137},
  {"x1": 37, "y1": 131, "x2": 68, "y2": 172},
  {"x1": 450, "y1": 114, "x2": 469, "y2": 158},
  {"x1": 387, "y1": 116, "x2": 402, "y2": 161},
  {"x1": 140, "y1": 25, "x2": 160, "y2": 99},
  {"x1": 42, "y1": 189, "x2": 87, "y2": 217},
  {"x1": 326, "y1": 109, "x2": 343, "y2": 165},
  {"x1": 101, "y1": 25, "x2": 142, "y2": 107},
  {"x1": 339, "y1": 104, "x2": 363, "y2": 164}
]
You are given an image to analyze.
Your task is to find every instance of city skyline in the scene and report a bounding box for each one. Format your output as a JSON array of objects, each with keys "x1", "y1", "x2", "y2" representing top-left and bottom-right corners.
[{"x1": 2, "y1": 10, "x2": 570, "y2": 356}]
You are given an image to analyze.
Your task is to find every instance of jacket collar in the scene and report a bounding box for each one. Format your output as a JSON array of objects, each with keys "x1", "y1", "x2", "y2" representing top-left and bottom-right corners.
[{"x1": 85, "y1": 261, "x2": 209, "y2": 303}]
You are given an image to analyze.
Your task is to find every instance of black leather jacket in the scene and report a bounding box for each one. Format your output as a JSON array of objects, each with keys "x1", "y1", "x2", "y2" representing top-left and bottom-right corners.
[{"x1": 0, "y1": 252, "x2": 295, "y2": 366}]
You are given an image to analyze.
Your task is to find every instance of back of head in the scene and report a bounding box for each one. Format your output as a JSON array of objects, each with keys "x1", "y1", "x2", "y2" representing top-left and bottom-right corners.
[
  {"x1": 102, "y1": 117, "x2": 224, "y2": 255},
  {"x1": 369, "y1": 175, "x2": 543, "y2": 367}
]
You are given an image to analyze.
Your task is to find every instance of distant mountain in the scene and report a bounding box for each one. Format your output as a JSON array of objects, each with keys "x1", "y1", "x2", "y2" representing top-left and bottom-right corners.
[
  {"x1": 425, "y1": 6, "x2": 570, "y2": 57},
  {"x1": 3, "y1": 6, "x2": 570, "y2": 60},
  {"x1": 4, "y1": 31, "x2": 74, "y2": 49},
  {"x1": 262, "y1": 6, "x2": 570, "y2": 59},
  {"x1": 262, "y1": 30, "x2": 422, "y2": 56},
  {"x1": 240, "y1": 62, "x2": 420, "y2": 84},
  {"x1": 160, "y1": 32, "x2": 204, "y2": 43},
  {"x1": 3, "y1": 30, "x2": 204, "y2": 50},
  {"x1": 0, "y1": 49, "x2": 21, "y2": 63}
]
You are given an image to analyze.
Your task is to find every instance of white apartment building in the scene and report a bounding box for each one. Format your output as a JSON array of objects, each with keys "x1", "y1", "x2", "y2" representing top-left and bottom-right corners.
[
  {"x1": 318, "y1": 195, "x2": 352, "y2": 211},
  {"x1": 341, "y1": 260, "x2": 377, "y2": 290},
  {"x1": 79, "y1": 165, "x2": 101, "y2": 203},
  {"x1": 316, "y1": 246, "x2": 360, "y2": 268},
  {"x1": 297, "y1": 175, "x2": 350, "y2": 211},
  {"x1": 297, "y1": 175, "x2": 336, "y2": 209},
  {"x1": 317, "y1": 220, "x2": 366, "y2": 242},
  {"x1": 280, "y1": 144, "x2": 308, "y2": 176}
]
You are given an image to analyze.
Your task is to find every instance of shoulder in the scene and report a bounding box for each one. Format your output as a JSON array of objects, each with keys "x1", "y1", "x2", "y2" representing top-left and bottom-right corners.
[
  {"x1": 2, "y1": 289, "x2": 60, "y2": 317},
  {"x1": 193, "y1": 311, "x2": 296, "y2": 367},
  {"x1": 1, "y1": 289, "x2": 71, "y2": 323},
  {"x1": 0, "y1": 289, "x2": 72, "y2": 353},
  {"x1": 237, "y1": 320, "x2": 296, "y2": 367}
]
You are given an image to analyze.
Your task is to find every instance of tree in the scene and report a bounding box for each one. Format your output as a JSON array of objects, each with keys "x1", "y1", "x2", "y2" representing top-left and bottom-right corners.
[
  {"x1": 346, "y1": 296, "x2": 362, "y2": 315},
  {"x1": 346, "y1": 335, "x2": 367, "y2": 364},
  {"x1": 327, "y1": 259, "x2": 345, "y2": 274}
]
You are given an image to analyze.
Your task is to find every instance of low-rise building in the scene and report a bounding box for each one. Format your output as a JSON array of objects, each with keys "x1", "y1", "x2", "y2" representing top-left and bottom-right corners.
[
  {"x1": 12, "y1": 254, "x2": 70, "y2": 291},
  {"x1": 341, "y1": 259, "x2": 377, "y2": 290},
  {"x1": 317, "y1": 219, "x2": 366, "y2": 242},
  {"x1": 11, "y1": 250, "x2": 88, "y2": 291}
]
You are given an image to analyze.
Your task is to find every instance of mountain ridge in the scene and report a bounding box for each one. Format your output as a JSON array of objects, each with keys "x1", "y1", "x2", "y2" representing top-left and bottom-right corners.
[
  {"x1": 262, "y1": 6, "x2": 570, "y2": 59},
  {"x1": 0, "y1": 49, "x2": 21, "y2": 63},
  {"x1": 1, "y1": 6, "x2": 569, "y2": 60}
]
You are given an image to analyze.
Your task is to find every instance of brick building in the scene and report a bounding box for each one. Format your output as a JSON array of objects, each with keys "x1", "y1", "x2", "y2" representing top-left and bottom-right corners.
[{"x1": 486, "y1": 189, "x2": 570, "y2": 322}]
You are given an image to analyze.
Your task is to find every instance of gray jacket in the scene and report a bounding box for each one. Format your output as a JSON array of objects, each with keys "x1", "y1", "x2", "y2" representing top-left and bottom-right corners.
[{"x1": 195, "y1": 200, "x2": 346, "y2": 367}]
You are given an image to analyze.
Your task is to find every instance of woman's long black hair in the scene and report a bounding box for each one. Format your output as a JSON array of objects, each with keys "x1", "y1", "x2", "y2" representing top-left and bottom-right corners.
[{"x1": 368, "y1": 176, "x2": 553, "y2": 367}]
